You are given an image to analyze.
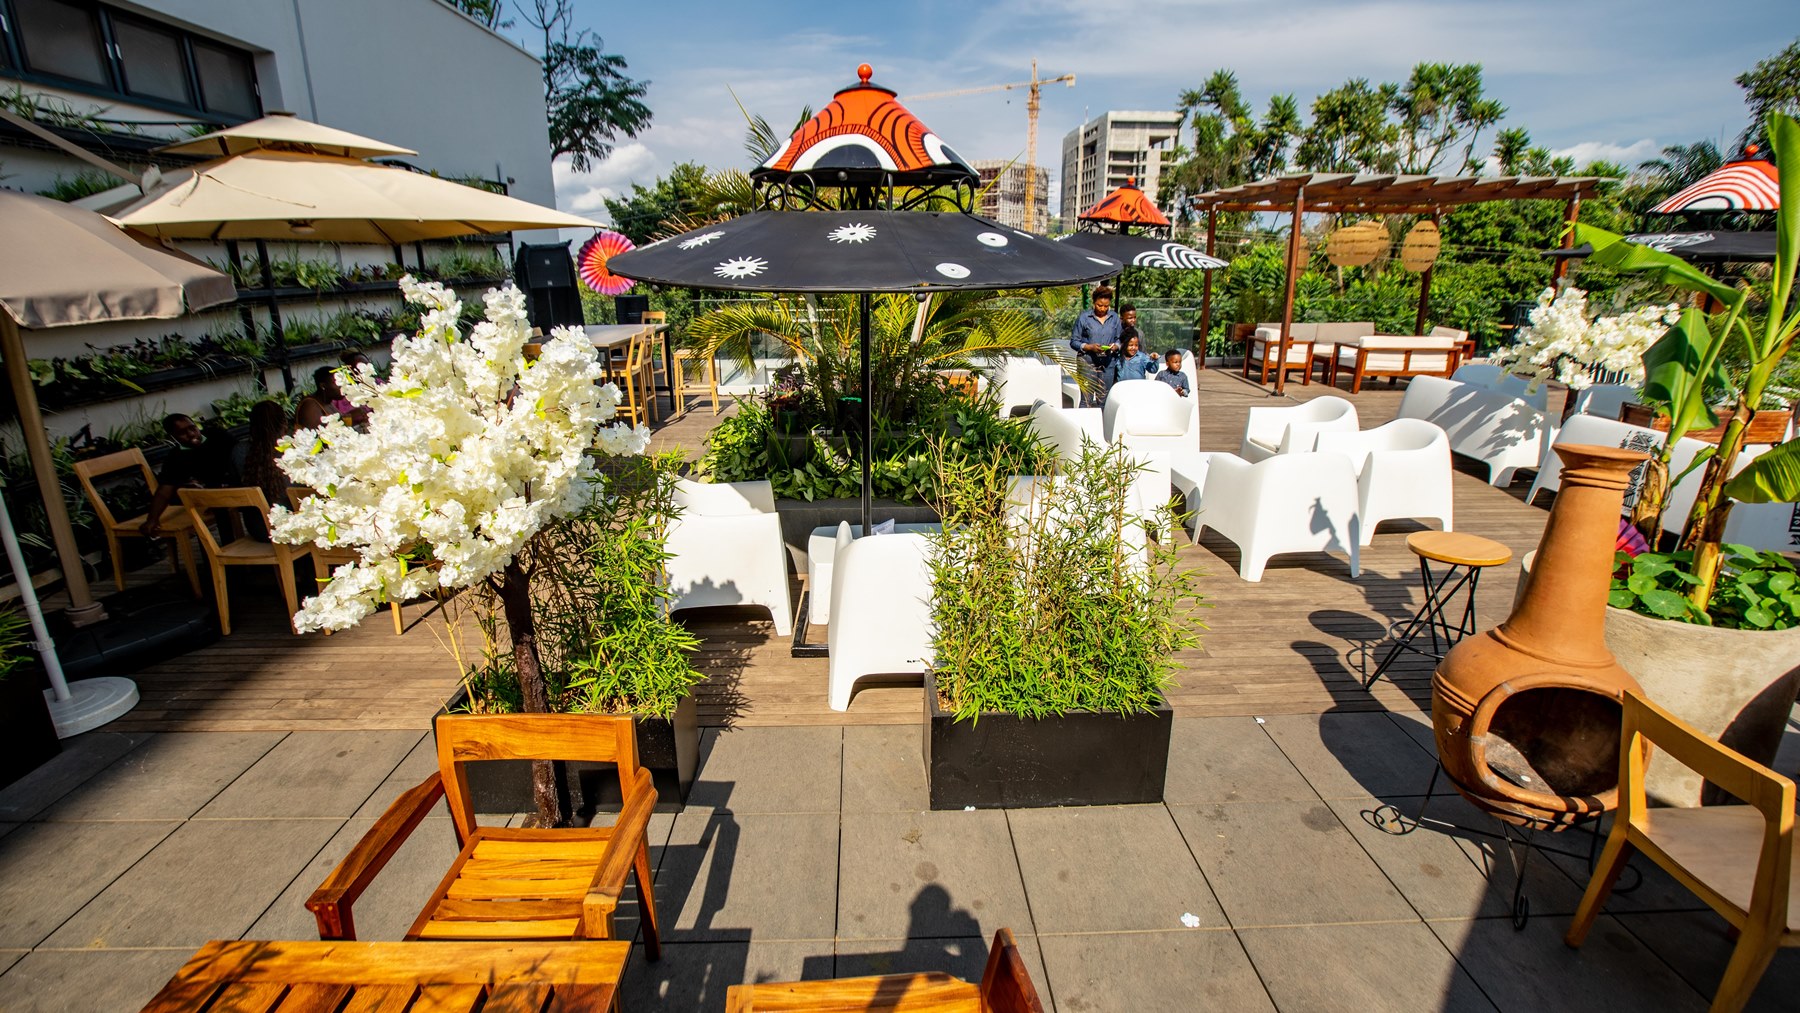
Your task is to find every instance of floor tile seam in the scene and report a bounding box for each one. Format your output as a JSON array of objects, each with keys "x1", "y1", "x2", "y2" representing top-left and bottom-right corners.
[
  {"x1": 997, "y1": 808, "x2": 1058, "y2": 1013},
  {"x1": 831, "y1": 725, "x2": 843, "y2": 970},
  {"x1": 1030, "y1": 926, "x2": 1243, "y2": 938},
  {"x1": 234, "y1": 814, "x2": 352, "y2": 943},
  {"x1": 1323, "y1": 795, "x2": 1494, "y2": 921},
  {"x1": 15, "y1": 819, "x2": 184, "y2": 952},
  {"x1": 336, "y1": 728, "x2": 428, "y2": 828},
  {"x1": 20, "y1": 945, "x2": 198, "y2": 953},
  {"x1": 1245, "y1": 719, "x2": 1328, "y2": 804},
  {"x1": 1603, "y1": 910, "x2": 1739, "y2": 1006},
  {"x1": 1225, "y1": 915, "x2": 1436, "y2": 931},
  {"x1": 175, "y1": 731, "x2": 292, "y2": 823},
  {"x1": 1156, "y1": 800, "x2": 1279, "y2": 1010}
]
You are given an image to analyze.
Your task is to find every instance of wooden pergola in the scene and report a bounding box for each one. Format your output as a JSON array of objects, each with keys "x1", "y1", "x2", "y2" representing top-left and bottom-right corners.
[{"x1": 1190, "y1": 172, "x2": 1602, "y2": 393}]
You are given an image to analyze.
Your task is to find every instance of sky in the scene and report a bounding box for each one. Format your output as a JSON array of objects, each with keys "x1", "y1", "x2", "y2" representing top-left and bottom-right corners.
[{"x1": 533, "y1": 0, "x2": 1798, "y2": 223}]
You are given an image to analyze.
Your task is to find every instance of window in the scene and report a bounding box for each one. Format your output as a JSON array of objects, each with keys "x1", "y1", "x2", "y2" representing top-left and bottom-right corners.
[{"x1": 0, "y1": 0, "x2": 259, "y2": 121}]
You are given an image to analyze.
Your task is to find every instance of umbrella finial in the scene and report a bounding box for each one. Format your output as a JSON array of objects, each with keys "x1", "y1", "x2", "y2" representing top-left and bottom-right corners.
[
  {"x1": 857, "y1": 63, "x2": 873, "y2": 85},
  {"x1": 1745, "y1": 143, "x2": 1760, "y2": 158},
  {"x1": 1126, "y1": 176, "x2": 1137, "y2": 188}
]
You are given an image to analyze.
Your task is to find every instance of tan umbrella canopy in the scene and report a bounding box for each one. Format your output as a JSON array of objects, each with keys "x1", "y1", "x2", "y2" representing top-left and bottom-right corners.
[
  {"x1": 154, "y1": 111, "x2": 419, "y2": 160},
  {"x1": 113, "y1": 149, "x2": 599, "y2": 244},
  {"x1": 0, "y1": 190, "x2": 237, "y2": 732}
]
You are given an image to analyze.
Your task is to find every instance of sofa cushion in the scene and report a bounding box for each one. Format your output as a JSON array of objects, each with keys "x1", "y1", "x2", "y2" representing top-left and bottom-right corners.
[
  {"x1": 1314, "y1": 321, "x2": 1376, "y2": 345},
  {"x1": 1255, "y1": 323, "x2": 1321, "y2": 342},
  {"x1": 1337, "y1": 334, "x2": 1458, "y2": 350}
]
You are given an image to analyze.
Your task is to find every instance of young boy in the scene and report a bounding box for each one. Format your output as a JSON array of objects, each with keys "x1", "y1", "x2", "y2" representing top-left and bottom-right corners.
[{"x1": 1155, "y1": 349, "x2": 1191, "y2": 397}]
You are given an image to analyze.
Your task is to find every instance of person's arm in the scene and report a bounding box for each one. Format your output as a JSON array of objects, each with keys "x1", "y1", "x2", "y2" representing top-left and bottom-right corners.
[
  {"x1": 1069, "y1": 315, "x2": 1088, "y2": 355},
  {"x1": 296, "y1": 396, "x2": 326, "y2": 431}
]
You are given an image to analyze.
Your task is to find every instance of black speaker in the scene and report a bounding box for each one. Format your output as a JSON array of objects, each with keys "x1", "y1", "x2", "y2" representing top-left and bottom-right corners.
[
  {"x1": 614, "y1": 294, "x2": 650, "y2": 324},
  {"x1": 513, "y1": 242, "x2": 584, "y2": 331}
]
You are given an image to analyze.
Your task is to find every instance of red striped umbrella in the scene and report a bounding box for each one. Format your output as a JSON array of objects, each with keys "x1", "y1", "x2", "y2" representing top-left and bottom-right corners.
[
  {"x1": 1651, "y1": 150, "x2": 1780, "y2": 213},
  {"x1": 577, "y1": 230, "x2": 637, "y2": 295}
]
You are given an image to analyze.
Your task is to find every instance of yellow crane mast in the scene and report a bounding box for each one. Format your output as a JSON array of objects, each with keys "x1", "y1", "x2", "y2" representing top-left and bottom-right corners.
[{"x1": 903, "y1": 59, "x2": 1075, "y2": 232}]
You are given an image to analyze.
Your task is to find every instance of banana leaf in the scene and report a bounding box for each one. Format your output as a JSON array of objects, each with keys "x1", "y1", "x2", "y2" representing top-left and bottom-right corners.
[
  {"x1": 1642, "y1": 308, "x2": 1728, "y2": 430},
  {"x1": 1723, "y1": 439, "x2": 1800, "y2": 504},
  {"x1": 1571, "y1": 224, "x2": 1746, "y2": 310}
]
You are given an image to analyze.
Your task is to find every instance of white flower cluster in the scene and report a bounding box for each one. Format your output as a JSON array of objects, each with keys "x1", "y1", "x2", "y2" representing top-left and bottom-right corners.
[
  {"x1": 1492, "y1": 286, "x2": 1680, "y2": 391},
  {"x1": 271, "y1": 278, "x2": 650, "y2": 632}
]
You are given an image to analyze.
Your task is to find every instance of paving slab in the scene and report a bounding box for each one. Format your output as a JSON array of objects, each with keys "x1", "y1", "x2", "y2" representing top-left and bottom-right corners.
[
  {"x1": 1170, "y1": 800, "x2": 1414, "y2": 927},
  {"x1": 618, "y1": 939, "x2": 824, "y2": 1009},
  {"x1": 0, "y1": 823, "x2": 14, "y2": 840},
  {"x1": 1385, "y1": 706, "x2": 1442, "y2": 755},
  {"x1": 246, "y1": 815, "x2": 461, "y2": 941},
  {"x1": 836, "y1": 810, "x2": 1030, "y2": 942},
  {"x1": 1008, "y1": 805, "x2": 1225, "y2": 932},
  {"x1": 836, "y1": 934, "x2": 1049, "y2": 1000},
  {"x1": 1537, "y1": 830, "x2": 1711, "y2": 915},
  {"x1": 351, "y1": 733, "x2": 442, "y2": 819},
  {"x1": 0, "y1": 949, "x2": 24, "y2": 977},
  {"x1": 1261, "y1": 712, "x2": 1442, "y2": 800},
  {"x1": 1429, "y1": 914, "x2": 1708, "y2": 1013},
  {"x1": 0, "y1": 947, "x2": 194, "y2": 1013},
  {"x1": 0, "y1": 730, "x2": 150, "y2": 821},
  {"x1": 1444, "y1": 822, "x2": 1592, "y2": 921},
  {"x1": 1239, "y1": 922, "x2": 1498, "y2": 1012},
  {"x1": 37, "y1": 732, "x2": 283, "y2": 821},
  {"x1": 0, "y1": 819, "x2": 178, "y2": 948},
  {"x1": 841, "y1": 725, "x2": 928, "y2": 813},
  {"x1": 1615, "y1": 910, "x2": 1800, "y2": 1013},
  {"x1": 1162, "y1": 716, "x2": 1320, "y2": 805},
  {"x1": 196, "y1": 730, "x2": 422, "y2": 819},
  {"x1": 657, "y1": 810, "x2": 837, "y2": 942},
  {"x1": 41, "y1": 817, "x2": 340, "y2": 949},
  {"x1": 1037, "y1": 930, "x2": 1275, "y2": 1012},
  {"x1": 685, "y1": 726, "x2": 842, "y2": 814}
]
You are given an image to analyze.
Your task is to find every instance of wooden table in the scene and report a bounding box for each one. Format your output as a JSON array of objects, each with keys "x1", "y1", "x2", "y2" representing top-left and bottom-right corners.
[
  {"x1": 139, "y1": 939, "x2": 629, "y2": 1011},
  {"x1": 583, "y1": 322, "x2": 650, "y2": 353}
]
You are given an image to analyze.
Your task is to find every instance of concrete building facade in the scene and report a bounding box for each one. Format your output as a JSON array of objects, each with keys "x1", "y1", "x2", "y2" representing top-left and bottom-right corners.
[
  {"x1": 1058, "y1": 110, "x2": 1181, "y2": 226},
  {"x1": 972, "y1": 159, "x2": 1049, "y2": 231}
]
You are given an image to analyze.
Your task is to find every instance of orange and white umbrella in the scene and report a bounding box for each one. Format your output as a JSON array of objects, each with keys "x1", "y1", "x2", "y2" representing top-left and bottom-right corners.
[{"x1": 1652, "y1": 149, "x2": 1780, "y2": 213}]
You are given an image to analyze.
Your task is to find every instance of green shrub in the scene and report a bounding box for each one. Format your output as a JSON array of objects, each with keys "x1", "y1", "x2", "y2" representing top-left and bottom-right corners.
[
  {"x1": 0, "y1": 607, "x2": 31, "y2": 680},
  {"x1": 1611, "y1": 546, "x2": 1800, "y2": 630}
]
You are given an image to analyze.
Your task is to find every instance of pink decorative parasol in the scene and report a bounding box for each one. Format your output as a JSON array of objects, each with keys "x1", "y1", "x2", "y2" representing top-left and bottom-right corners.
[{"x1": 577, "y1": 230, "x2": 637, "y2": 295}]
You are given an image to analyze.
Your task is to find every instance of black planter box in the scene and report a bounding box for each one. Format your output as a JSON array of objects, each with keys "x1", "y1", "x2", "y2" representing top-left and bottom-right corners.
[
  {"x1": 0, "y1": 665, "x2": 61, "y2": 789},
  {"x1": 436, "y1": 690, "x2": 698, "y2": 816},
  {"x1": 923, "y1": 671, "x2": 1173, "y2": 809}
]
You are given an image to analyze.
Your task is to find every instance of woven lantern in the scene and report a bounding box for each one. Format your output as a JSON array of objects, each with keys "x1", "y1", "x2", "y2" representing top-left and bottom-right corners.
[
  {"x1": 1327, "y1": 220, "x2": 1386, "y2": 267},
  {"x1": 1400, "y1": 220, "x2": 1441, "y2": 272},
  {"x1": 1286, "y1": 230, "x2": 1310, "y2": 268}
]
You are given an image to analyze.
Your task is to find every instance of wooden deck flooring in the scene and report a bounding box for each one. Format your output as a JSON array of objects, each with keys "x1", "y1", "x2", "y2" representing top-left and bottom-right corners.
[{"x1": 87, "y1": 368, "x2": 1555, "y2": 732}]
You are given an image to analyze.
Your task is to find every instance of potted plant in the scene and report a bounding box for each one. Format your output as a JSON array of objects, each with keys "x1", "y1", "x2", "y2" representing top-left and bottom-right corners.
[
  {"x1": 0, "y1": 605, "x2": 60, "y2": 788},
  {"x1": 1552, "y1": 111, "x2": 1800, "y2": 805},
  {"x1": 273, "y1": 277, "x2": 654, "y2": 827},
  {"x1": 446, "y1": 451, "x2": 706, "y2": 812},
  {"x1": 922, "y1": 440, "x2": 1203, "y2": 808}
]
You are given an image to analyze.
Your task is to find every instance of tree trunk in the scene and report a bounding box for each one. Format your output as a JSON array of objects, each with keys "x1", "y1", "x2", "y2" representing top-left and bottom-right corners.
[
  {"x1": 1680, "y1": 402, "x2": 1755, "y2": 612},
  {"x1": 500, "y1": 558, "x2": 564, "y2": 827},
  {"x1": 1627, "y1": 456, "x2": 1668, "y2": 545}
]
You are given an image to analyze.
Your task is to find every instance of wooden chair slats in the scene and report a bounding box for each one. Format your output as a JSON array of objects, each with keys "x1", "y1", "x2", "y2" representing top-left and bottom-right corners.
[
  {"x1": 267, "y1": 983, "x2": 353, "y2": 1013},
  {"x1": 724, "y1": 929, "x2": 1043, "y2": 1012},
  {"x1": 544, "y1": 985, "x2": 617, "y2": 1013},
  {"x1": 442, "y1": 878, "x2": 590, "y2": 901},
  {"x1": 178, "y1": 486, "x2": 311, "y2": 637},
  {"x1": 414, "y1": 918, "x2": 583, "y2": 940},
  {"x1": 471, "y1": 837, "x2": 613, "y2": 858},
  {"x1": 74, "y1": 448, "x2": 202, "y2": 596},
  {"x1": 338, "y1": 986, "x2": 416, "y2": 1013},
  {"x1": 428, "y1": 898, "x2": 585, "y2": 921},
  {"x1": 401, "y1": 983, "x2": 485, "y2": 1013},
  {"x1": 480, "y1": 983, "x2": 553, "y2": 1013},
  {"x1": 208, "y1": 981, "x2": 287, "y2": 1012}
]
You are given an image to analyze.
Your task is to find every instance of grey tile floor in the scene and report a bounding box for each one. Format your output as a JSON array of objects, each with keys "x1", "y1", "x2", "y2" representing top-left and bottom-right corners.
[{"x1": 1, "y1": 714, "x2": 1796, "y2": 1011}]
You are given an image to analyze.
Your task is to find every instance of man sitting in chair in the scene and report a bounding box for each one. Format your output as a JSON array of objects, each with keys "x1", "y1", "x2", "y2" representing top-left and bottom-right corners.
[
  {"x1": 142, "y1": 414, "x2": 239, "y2": 538},
  {"x1": 1155, "y1": 349, "x2": 1191, "y2": 398}
]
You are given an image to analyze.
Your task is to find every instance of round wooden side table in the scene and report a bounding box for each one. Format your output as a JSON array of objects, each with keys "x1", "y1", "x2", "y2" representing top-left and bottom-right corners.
[{"x1": 1364, "y1": 531, "x2": 1513, "y2": 689}]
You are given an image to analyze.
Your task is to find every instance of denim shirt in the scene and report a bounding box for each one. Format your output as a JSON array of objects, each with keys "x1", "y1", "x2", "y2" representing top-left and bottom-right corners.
[
  {"x1": 1155, "y1": 368, "x2": 1191, "y2": 395},
  {"x1": 1113, "y1": 351, "x2": 1155, "y2": 384},
  {"x1": 1068, "y1": 309, "x2": 1122, "y2": 367}
]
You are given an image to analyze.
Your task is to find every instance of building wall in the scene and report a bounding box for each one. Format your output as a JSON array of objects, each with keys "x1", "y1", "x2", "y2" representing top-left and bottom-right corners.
[
  {"x1": 972, "y1": 159, "x2": 1050, "y2": 231},
  {"x1": 1059, "y1": 111, "x2": 1181, "y2": 225}
]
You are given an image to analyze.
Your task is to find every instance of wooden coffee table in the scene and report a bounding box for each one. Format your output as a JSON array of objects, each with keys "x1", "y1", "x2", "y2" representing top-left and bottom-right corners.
[{"x1": 139, "y1": 939, "x2": 630, "y2": 1011}]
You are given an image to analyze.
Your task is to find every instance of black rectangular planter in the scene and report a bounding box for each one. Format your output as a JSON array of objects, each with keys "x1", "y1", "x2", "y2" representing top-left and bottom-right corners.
[
  {"x1": 923, "y1": 672, "x2": 1172, "y2": 809},
  {"x1": 436, "y1": 690, "x2": 698, "y2": 816},
  {"x1": 1, "y1": 667, "x2": 61, "y2": 789}
]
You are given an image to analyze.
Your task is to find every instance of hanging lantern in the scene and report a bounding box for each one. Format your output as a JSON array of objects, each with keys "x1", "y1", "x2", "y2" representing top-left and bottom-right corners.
[
  {"x1": 1400, "y1": 220, "x2": 1441, "y2": 272},
  {"x1": 1326, "y1": 220, "x2": 1387, "y2": 267}
]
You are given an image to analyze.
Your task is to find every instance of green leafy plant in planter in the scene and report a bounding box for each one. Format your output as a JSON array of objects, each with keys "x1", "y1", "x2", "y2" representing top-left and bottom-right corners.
[
  {"x1": 0, "y1": 605, "x2": 30, "y2": 678},
  {"x1": 927, "y1": 440, "x2": 1204, "y2": 719},
  {"x1": 1611, "y1": 547, "x2": 1800, "y2": 630}
]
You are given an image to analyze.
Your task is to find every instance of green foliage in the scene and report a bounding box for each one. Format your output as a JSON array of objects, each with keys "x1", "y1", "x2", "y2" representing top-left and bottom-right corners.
[
  {"x1": 0, "y1": 607, "x2": 30, "y2": 681},
  {"x1": 36, "y1": 169, "x2": 120, "y2": 202},
  {"x1": 602, "y1": 161, "x2": 712, "y2": 244},
  {"x1": 1736, "y1": 37, "x2": 1800, "y2": 151},
  {"x1": 1722, "y1": 439, "x2": 1800, "y2": 504},
  {"x1": 927, "y1": 440, "x2": 1203, "y2": 719},
  {"x1": 524, "y1": 0, "x2": 651, "y2": 171},
  {"x1": 1611, "y1": 548, "x2": 1800, "y2": 630},
  {"x1": 429, "y1": 244, "x2": 507, "y2": 281}
]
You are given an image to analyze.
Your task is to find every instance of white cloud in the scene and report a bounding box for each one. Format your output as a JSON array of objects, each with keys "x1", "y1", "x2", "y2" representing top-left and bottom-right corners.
[
  {"x1": 551, "y1": 141, "x2": 659, "y2": 221},
  {"x1": 1552, "y1": 139, "x2": 1660, "y2": 169}
]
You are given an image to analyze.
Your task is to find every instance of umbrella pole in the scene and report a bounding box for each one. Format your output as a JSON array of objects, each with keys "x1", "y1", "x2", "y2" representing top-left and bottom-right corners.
[
  {"x1": 860, "y1": 293, "x2": 873, "y2": 533},
  {"x1": 1, "y1": 315, "x2": 102, "y2": 624}
]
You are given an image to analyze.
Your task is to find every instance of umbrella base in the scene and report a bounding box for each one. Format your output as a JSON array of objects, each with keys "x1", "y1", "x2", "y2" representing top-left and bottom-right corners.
[{"x1": 45, "y1": 676, "x2": 139, "y2": 738}]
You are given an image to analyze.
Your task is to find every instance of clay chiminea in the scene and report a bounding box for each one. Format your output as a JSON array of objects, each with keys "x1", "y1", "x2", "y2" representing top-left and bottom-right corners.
[{"x1": 1432, "y1": 444, "x2": 1649, "y2": 828}]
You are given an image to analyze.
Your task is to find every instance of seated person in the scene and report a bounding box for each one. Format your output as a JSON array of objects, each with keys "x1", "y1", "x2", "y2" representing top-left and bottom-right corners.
[
  {"x1": 142, "y1": 413, "x2": 240, "y2": 538},
  {"x1": 239, "y1": 400, "x2": 292, "y2": 541},
  {"x1": 1112, "y1": 331, "x2": 1156, "y2": 384},
  {"x1": 296, "y1": 365, "x2": 371, "y2": 430},
  {"x1": 1155, "y1": 349, "x2": 1191, "y2": 397}
]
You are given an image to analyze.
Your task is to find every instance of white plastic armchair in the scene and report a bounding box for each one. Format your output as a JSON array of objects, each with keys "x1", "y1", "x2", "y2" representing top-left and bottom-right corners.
[
  {"x1": 1315, "y1": 419, "x2": 1453, "y2": 545},
  {"x1": 665, "y1": 479, "x2": 794, "y2": 636},
  {"x1": 1450, "y1": 363, "x2": 1505, "y2": 387},
  {"x1": 1103, "y1": 379, "x2": 1198, "y2": 453},
  {"x1": 1525, "y1": 415, "x2": 1665, "y2": 508},
  {"x1": 1190, "y1": 452, "x2": 1361, "y2": 581},
  {"x1": 995, "y1": 357, "x2": 1066, "y2": 416},
  {"x1": 1569, "y1": 383, "x2": 1637, "y2": 420},
  {"x1": 1029, "y1": 402, "x2": 1171, "y2": 516},
  {"x1": 1398, "y1": 375, "x2": 1548, "y2": 487},
  {"x1": 1238, "y1": 396, "x2": 1358, "y2": 462},
  {"x1": 827, "y1": 526, "x2": 934, "y2": 711}
]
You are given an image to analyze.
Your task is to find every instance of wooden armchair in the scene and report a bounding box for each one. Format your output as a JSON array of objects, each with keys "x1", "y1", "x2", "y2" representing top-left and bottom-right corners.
[
  {"x1": 725, "y1": 928, "x2": 1043, "y2": 1011},
  {"x1": 1566, "y1": 691, "x2": 1796, "y2": 1013},
  {"x1": 177, "y1": 487, "x2": 310, "y2": 636},
  {"x1": 72, "y1": 449, "x2": 200, "y2": 596},
  {"x1": 306, "y1": 713, "x2": 661, "y2": 956}
]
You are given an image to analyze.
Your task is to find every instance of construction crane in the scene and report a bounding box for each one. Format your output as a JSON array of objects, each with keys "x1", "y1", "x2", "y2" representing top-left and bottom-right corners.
[{"x1": 903, "y1": 60, "x2": 1075, "y2": 232}]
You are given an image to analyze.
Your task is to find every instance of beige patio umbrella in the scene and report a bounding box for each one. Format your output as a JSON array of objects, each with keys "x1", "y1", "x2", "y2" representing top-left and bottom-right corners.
[
  {"x1": 113, "y1": 148, "x2": 599, "y2": 244},
  {"x1": 155, "y1": 111, "x2": 419, "y2": 160},
  {"x1": 0, "y1": 189, "x2": 237, "y2": 734}
]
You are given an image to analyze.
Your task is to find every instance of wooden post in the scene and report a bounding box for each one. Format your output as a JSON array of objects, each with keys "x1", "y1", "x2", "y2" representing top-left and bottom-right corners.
[
  {"x1": 1552, "y1": 195, "x2": 1581, "y2": 284},
  {"x1": 1275, "y1": 188, "x2": 1305, "y2": 395},
  {"x1": 1414, "y1": 210, "x2": 1441, "y2": 335},
  {"x1": 1198, "y1": 207, "x2": 1216, "y2": 370}
]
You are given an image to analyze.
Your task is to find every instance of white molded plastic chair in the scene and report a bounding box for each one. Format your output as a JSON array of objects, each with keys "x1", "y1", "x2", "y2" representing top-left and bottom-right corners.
[
  {"x1": 1029, "y1": 402, "x2": 1171, "y2": 517},
  {"x1": 994, "y1": 356, "x2": 1066, "y2": 416},
  {"x1": 1450, "y1": 363, "x2": 1505, "y2": 387},
  {"x1": 827, "y1": 527, "x2": 934, "y2": 711},
  {"x1": 665, "y1": 479, "x2": 794, "y2": 636},
  {"x1": 1238, "y1": 396, "x2": 1358, "y2": 462},
  {"x1": 1398, "y1": 375, "x2": 1548, "y2": 487},
  {"x1": 1190, "y1": 452, "x2": 1361, "y2": 581},
  {"x1": 1526, "y1": 415, "x2": 1666, "y2": 507},
  {"x1": 1570, "y1": 383, "x2": 1637, "y2": 421},
  {"x1": 1316, "y1": 419, "x2": 1454, "y2": 545},
  {"x1": 1103, "y1": 379, "x2": 1198, "y2": 453}
]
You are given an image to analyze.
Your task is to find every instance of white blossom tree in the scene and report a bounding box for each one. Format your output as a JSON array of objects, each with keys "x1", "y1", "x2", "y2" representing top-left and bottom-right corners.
[
  {"x1": 272, "y1": 277, "x2": 648, "y2": 822},
  {"x1": 1492, "y1": 285, "x2": 1680, "y2": 391}
]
